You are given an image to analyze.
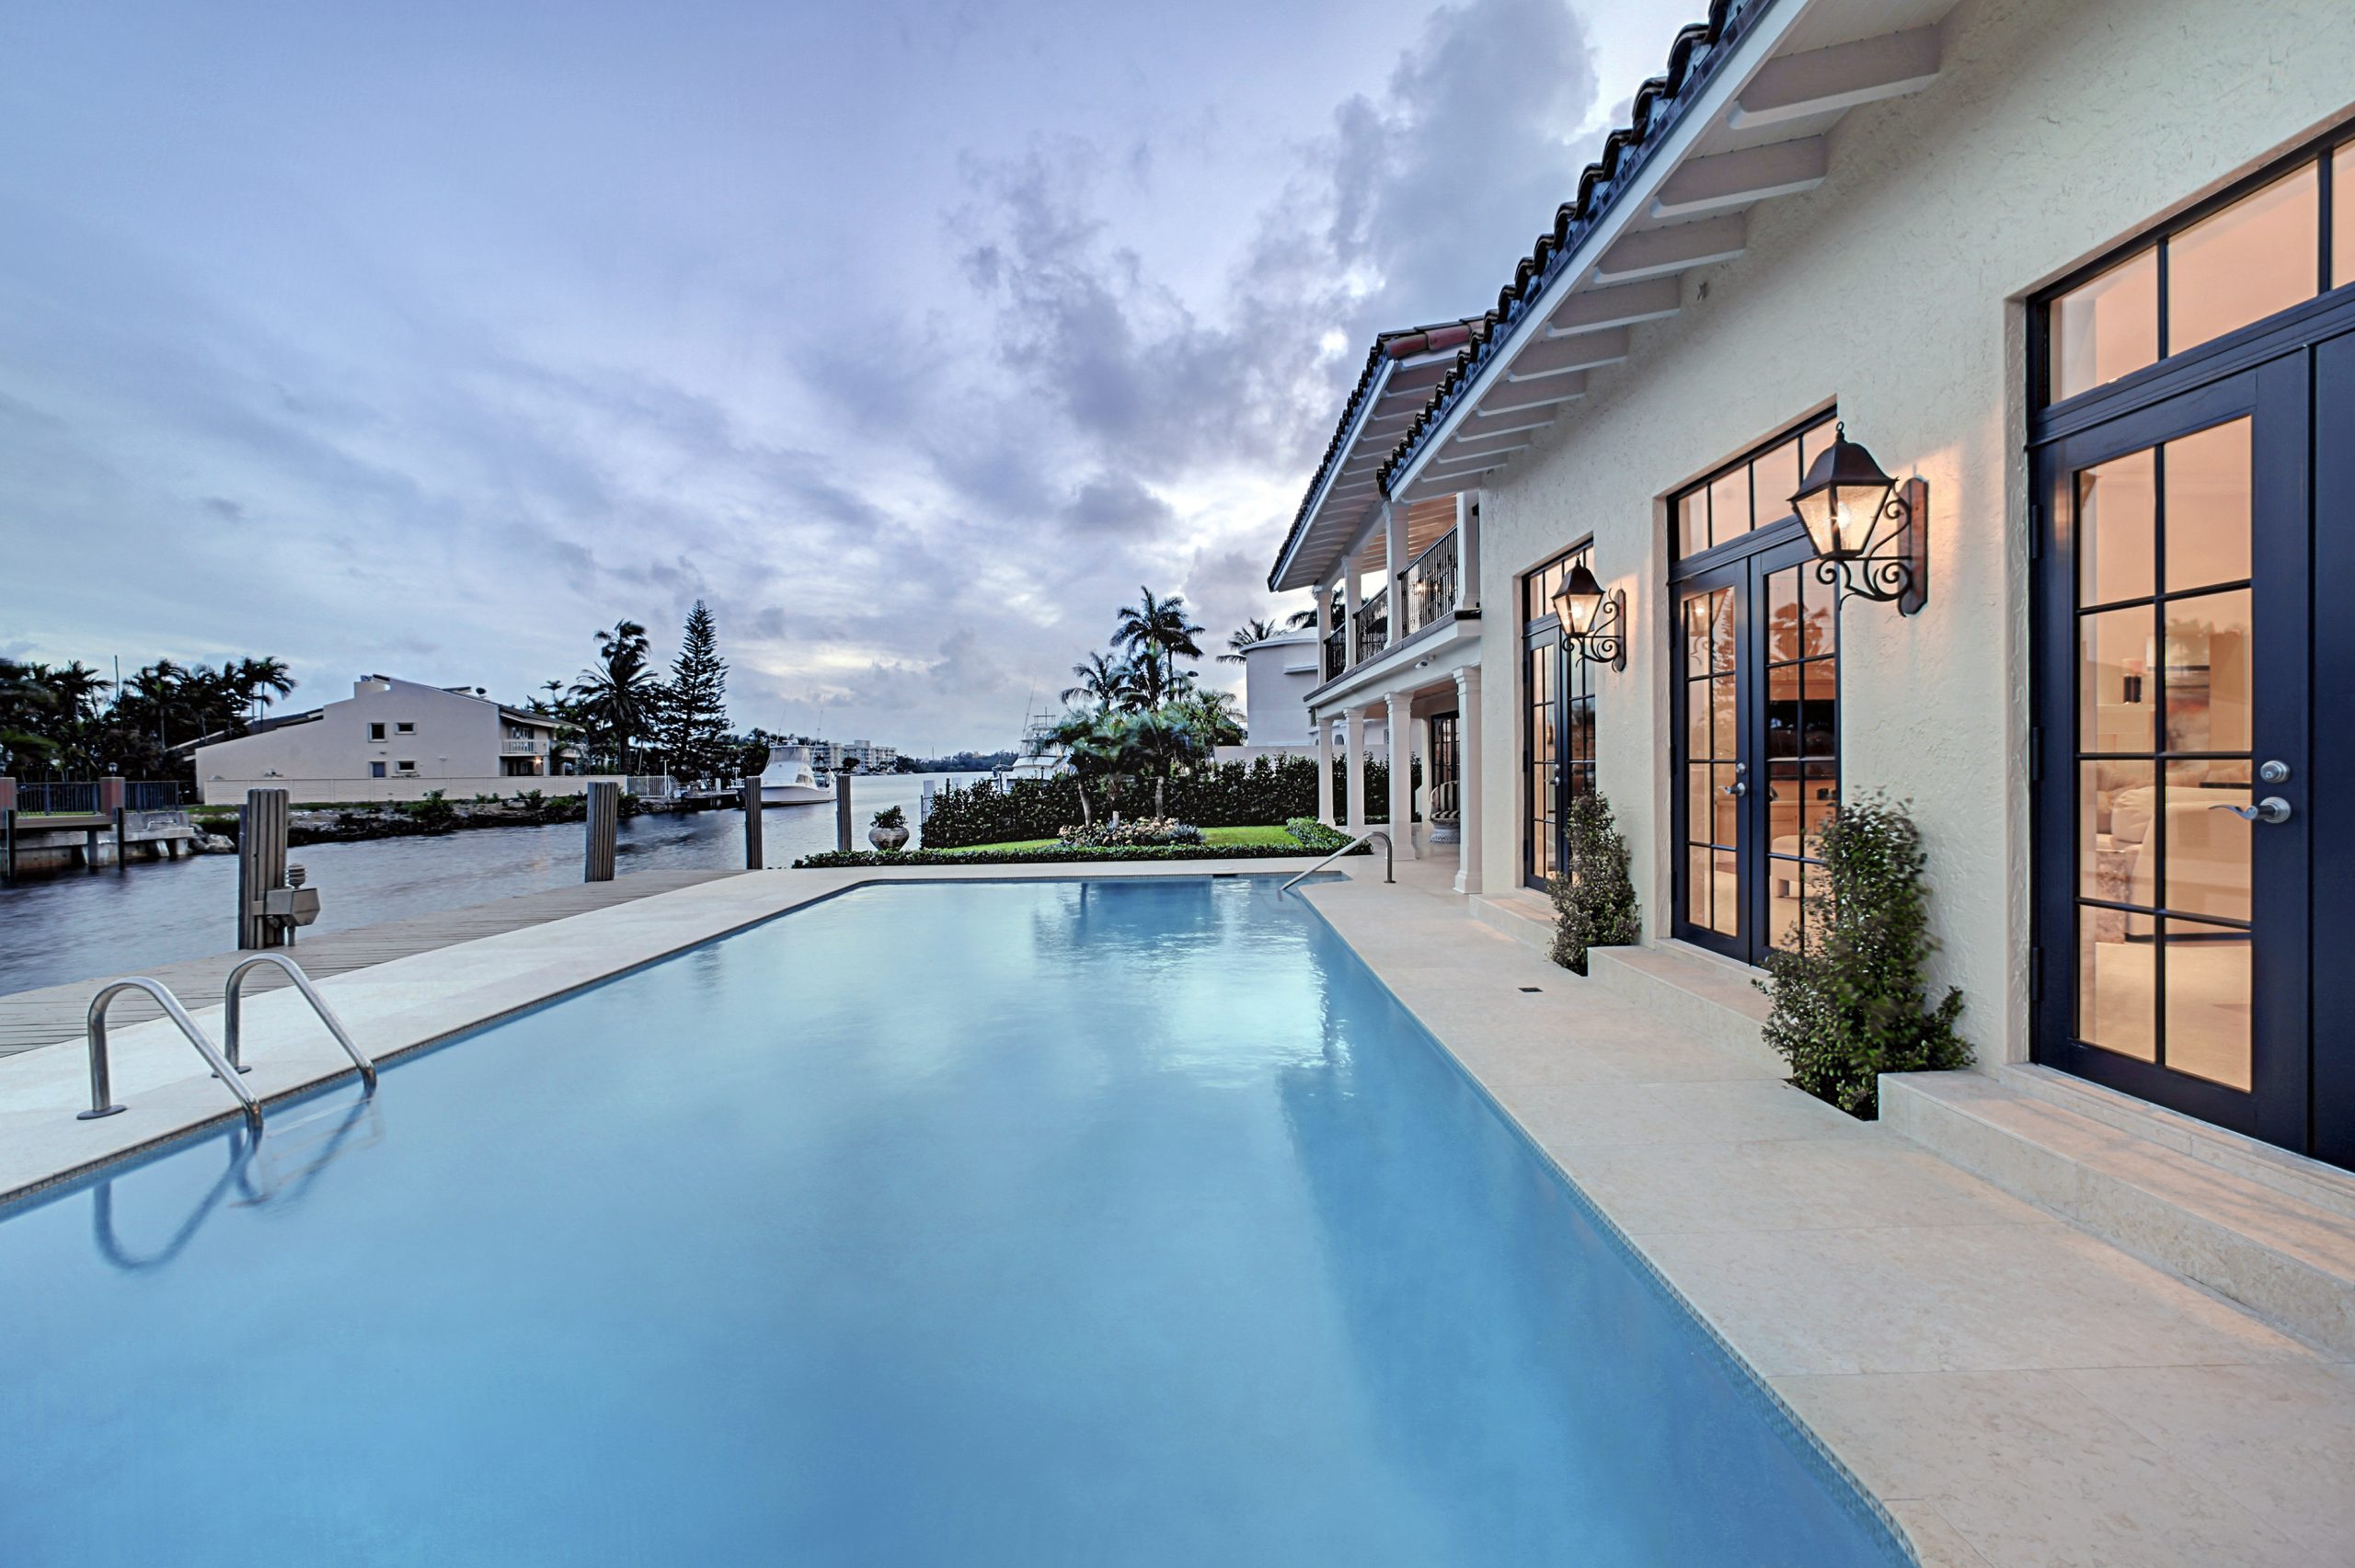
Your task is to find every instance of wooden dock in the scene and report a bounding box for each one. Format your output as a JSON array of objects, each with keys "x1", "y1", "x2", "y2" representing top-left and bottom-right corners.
[{"x1": 0, "y1": 870, "x2": 741, "y2": 1057}]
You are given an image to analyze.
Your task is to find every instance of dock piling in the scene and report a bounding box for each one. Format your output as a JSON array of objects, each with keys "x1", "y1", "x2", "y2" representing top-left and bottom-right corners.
[
  {"x1": 584, "y1": 782, "x2": 618, "y2": 882},
  {"x1": 236, "y1": 789, "x2": 290, "y2": 949},
  {"x1": 834, "y1": 771, "x2": 854, "y2": 853},
  {"x1": 741, "y1": 778, "x2": 764, "y2": 869}
]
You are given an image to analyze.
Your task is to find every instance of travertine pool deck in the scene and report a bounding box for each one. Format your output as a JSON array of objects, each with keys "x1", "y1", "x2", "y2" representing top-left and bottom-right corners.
[{"x1": 2, "y1": 857, "x2": 2348, "y2": 1568}]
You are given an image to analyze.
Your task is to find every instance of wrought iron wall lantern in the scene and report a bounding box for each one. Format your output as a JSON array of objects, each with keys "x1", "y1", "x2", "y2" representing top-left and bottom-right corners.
[
  {"x1": 1788, "y1": 422, "x2": 1928, "y2": 615},
  {"x1": 1550, "y1": 561, "x2": 1627, "y2": 672}
]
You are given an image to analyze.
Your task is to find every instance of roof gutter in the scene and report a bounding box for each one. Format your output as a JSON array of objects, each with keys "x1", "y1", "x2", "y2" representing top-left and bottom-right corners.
[{"x1": 1384, "y1": 0, "x2": 1803, "y2": 499}]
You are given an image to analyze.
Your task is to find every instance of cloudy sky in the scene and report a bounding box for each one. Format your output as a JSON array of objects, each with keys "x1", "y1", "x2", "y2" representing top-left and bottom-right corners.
[{"x1": 0, "y1": 0, "x2": 1690, "y2": 753}]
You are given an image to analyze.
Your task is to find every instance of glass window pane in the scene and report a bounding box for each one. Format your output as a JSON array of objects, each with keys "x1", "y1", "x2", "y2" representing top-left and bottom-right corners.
[
  {"x1": 1685, "y1": 680, "x2": 1711, "y2": 762},
  {"x1": 1709, "y1": 848, "x2": 1740, "y2": 935},
  {"x1": 2163, "y1": 918, "x2": 2252, "y2": 1090},
  {"x1": 2162, "y1": 588, "x2": 2251, "y2": 753},
  {"x1": 2080, "y1": 605, "x2": 2155, "y2": 753},
  {"x1": 2337, "y1": 143, "x2": 2354, "y2": 290},
  {"x1": 1708, "y1": 674, "x2": 1736, "y2": 759},
  {"x1": 2166, "y1": 164, "x2": 2318, "y2": 356},
  {"x1": 2164, "y1": 777, "x2": 2251, "y2": 923},
  {"x1": 2078, "y1": 910, "x2": 2155, "y2": 1060},
  {"x1": 1686, "y1": 766, "x2": 1713, "y2": 849},
  {"x1": 2051, "y1": 249, "x2": 2158, "y2": 400},
  {"x1": 1768, "y1": 855, "x2": 1802, "y2": 952},
  {"x1": 1800, "y1": 761, "x2": 1837, "y2": 853},
  {"x1": 1710, "y1": 589, "x2": 1737, "y2": 673},
  {"x1": 1752, "y1": 439, "x2": 1801, "y2": 532},
  {"x1": 2164, "y1": 419, "x2": 2251, "y2": 592},
  {"x1": 2077, "y1": 446, "x2": 2156, "y2": 605},
  {"x1": 1707, "y1": 470, "x2": 1748, "y2": 550},
  {"x1": 1678, "y1": 491, "x2": 1706, "y2": 558},
  {"x1": 1765, "y1": 566, "x2": 1801, "y2": 664},
  {"x1": 1709, "y1": 764, "x2": 1740, "y2": 844},
  {"x1": 1688, "y1": 844, "x2": 1712, "y2": 929},
  {"x1": 2081, "y1": 760, "x2": 2156, "y2": 905},
  {"x1": 1683, "y1": 593, "x2": 1712, "y2": 674},
  {"x1": 1802, "y1": 658, "x2": 1837, "y2": 756}
]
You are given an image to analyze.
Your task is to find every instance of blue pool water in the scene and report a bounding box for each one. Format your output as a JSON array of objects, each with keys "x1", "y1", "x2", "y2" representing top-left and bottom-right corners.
[{"x1": 0, "y1": 878, "x2": 1902, "y2": 1566}]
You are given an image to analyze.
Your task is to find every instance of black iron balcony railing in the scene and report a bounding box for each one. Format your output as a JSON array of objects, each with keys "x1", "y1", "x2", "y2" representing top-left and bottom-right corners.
[
  {"x1": 1323, "y1": 627, "x2": 1347, "y2": 681},
  {"x1": 1403, "y1": 529, "x2": 1458, "y2": 635},
  {"x1": 1352, "y1": 595, "x2": 1390, "y2": 662}
]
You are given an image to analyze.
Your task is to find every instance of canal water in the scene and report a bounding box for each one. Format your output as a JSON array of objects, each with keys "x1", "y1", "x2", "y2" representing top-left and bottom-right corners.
[{"x1": 0, "y1": 774, "x2": 982, "y2": 996}]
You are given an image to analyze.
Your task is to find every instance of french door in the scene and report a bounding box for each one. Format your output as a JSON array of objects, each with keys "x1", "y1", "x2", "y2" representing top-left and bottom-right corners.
[
  {"x1": 1670, "y1": 525, "x2": 1840, "y2": 965},
  {"x1": 2034, "y1": 338, "x2": 2352, "y2": 1159}
]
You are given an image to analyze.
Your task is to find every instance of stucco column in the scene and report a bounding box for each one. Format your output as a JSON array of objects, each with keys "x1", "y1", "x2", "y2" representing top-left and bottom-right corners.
[
  {"x1": 1453, "y1": 665, "x2": 1482, "y2": 896},
  {"x1": 1341, "y1": 555, "x2": 1362, "y2": 669},
  {"x1": 1453, "y1": 491, "x2": 1480, "y2": 615},
  {"x1": 1315, "y1": 578, "x2": 1335, "y2": 677},
  {"x1": 1344, "y1": 706, "x2": 1368, "y2": 833},
  {"x1": 1385, "y1": 691, "x2": 1417, "y2": 857},
  {"x1": 1315, "y1": 709, "x2": 1335, "y2": 826},
  {"x1": 1384, "y1": 498, "x2": 1408, "y2": 635}
]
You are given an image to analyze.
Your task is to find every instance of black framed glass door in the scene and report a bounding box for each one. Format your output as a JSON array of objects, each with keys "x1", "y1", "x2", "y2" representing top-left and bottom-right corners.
[
  {"x1": 1522, "y1": 546, "x2": 1596, "y2": 890},
  {"x1": 1671, "y1": 529, "x2": 1840, "y2": 964},
  {"x1": 2033, "y1": 354, "x2": 2321, "y2": 1150}
]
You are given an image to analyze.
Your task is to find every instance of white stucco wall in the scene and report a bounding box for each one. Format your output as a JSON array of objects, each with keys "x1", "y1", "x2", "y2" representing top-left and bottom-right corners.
[
  {"x1": 194, "y1": 677, "x2": 561, "y2": 805},
  {"x1": 1472, "y1": 0, "x2": 2353, "y2": 1067},
  {"x1": 1240, "y1": 635, "x2": 1322, "y2": 744}
]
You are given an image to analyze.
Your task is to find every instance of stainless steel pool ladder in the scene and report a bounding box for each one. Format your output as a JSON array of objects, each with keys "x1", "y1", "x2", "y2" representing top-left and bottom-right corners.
[
  {"x1": 1281, "y1": 830, "x2": 1393, "y2": 893},
  {"x1": 77, "y1": 956, "x2": 377, "y2": 1127},
  {"x1": 222, "y1": 953, "x2": 377, "y2": 1088},
  {"x1": 80, "y1": 979, "x2": 258, "y2": 1127}
]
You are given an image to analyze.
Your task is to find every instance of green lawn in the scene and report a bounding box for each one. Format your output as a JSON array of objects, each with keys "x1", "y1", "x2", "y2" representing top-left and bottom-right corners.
[{"x1": 947, "y1": 824, "x2": 1300, "y2": 853}]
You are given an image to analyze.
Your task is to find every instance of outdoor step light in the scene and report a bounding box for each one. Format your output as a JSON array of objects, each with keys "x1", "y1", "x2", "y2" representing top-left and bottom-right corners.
[
  {"x1": 1550, "y1": 561, "x2": 1628, "y2": 671},
  {"x1": 1788, "y1": 421, "x2": 1928, "y2": 614}
]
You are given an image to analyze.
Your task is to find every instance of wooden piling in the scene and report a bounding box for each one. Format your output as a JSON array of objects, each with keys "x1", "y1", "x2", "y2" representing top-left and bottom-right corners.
[
  {"x1": 834, "y1": 771, "x2": 854, "y2": 853},
  {"x1": 237, "y1": 788, "x2": 290, "y2": 949},
  {"x1": 583, "y1": 781, "x2": 619, "y2": 882},
  {"x1": 741, "y1": 778, "x2": 764, "y2": 869}
]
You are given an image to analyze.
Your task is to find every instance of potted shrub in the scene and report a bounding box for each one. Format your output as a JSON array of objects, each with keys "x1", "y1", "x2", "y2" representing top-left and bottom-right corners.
[
  {"x1": 1759, "y1": 794, "x2": 1969, "y2": 1117},
  {"x1": 1546, "y1": 792, "x2": 1640, "y2": 975},
  {"x1": 868, "y1": 803, "x2": 910, "y2": 852}
]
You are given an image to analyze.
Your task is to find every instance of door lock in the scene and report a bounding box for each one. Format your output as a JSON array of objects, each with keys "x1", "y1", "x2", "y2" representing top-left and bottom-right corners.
[
  {"x1": 1723, "y1": 761, "x2": 1748, "y2": 797},
  {"x1": 2258, "y1": 760, "x2": 2290, "y2": 784},
  {"x1": 2212, "y1": 796, "x2": 2292, "y2": 824}
]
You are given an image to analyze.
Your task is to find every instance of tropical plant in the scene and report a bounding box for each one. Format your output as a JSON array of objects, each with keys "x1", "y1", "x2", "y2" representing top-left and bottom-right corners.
[
  {"x1": 1058, "y1": 817, "x2": 1203, "y2": 847},
  {"x1": 1111, "y1": 586, "x2": 1204, "y2": 708},
  {"x1": 1759, "y1": 795, "x2": 1970, "y2": 1117},
  {"x1": 1061, "y1": 650, "x2": 1135, "y2": 713},
  {"x1": 1546, "y1": 791, "x2": 1642, "y2": 976},
  {"x1": 1219, "y1": 617, "x2": 1285, "y2": 663},
  {"x1": 570, "y1": 620, "x2": 662, "y2": 772},
  {"x1": 1167, "y1": 689, "x2": 1244, "y2": 748},
  {"x1": 871, "y1": 804, "x2": 907, "y2": 830}
]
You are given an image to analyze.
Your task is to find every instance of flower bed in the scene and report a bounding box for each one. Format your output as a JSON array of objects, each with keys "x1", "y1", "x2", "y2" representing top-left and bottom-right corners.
[{"x1": 791, "y1": 841, "x2": 1367, "y2": 870}]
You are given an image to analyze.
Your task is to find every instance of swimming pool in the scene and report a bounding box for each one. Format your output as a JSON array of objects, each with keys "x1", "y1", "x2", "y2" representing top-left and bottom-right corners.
[{"x1": 0, "y1": 877, "x2": 1904, "y2": 1566}]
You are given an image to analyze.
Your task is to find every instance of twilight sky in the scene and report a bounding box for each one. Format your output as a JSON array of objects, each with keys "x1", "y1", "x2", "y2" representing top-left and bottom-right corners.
[{"x1": 0, "y1": 0, "x2": 1690, "y2": 753}]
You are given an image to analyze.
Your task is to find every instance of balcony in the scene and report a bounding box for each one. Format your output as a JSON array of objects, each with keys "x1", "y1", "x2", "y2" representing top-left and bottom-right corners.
[
  {"x1": 1351, "y1": 596, "x2": 1390, "y2": 663},
  {"x1": 500, "y1": 738, "x2": 550, "y2": 757},
  {"x1": 1402, "y1": 529, "x2": 1457, "y2": 636}
]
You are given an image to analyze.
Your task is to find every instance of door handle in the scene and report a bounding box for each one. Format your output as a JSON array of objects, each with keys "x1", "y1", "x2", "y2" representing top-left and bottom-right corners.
[
  {"x1": 2211, "y1": 797, "x2": 2292, "y2": 824},
  {"x1": 1722, "y1": 782, "x2": 1748, "y2": 797}
]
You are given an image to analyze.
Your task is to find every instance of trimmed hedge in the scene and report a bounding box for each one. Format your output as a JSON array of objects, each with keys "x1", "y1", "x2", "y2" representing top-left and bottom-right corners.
[
  {"x1": 920, "y1": 755, "x2": 1416, "y2": 848},
  {"x1": 792, "y1": 841, "x2": 1369, "y2": 870}
]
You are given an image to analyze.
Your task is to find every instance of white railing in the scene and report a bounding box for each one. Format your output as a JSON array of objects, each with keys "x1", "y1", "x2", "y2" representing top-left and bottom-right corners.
[{"x1": 500, "y1": 738, "x2": 549, "y2": 756}]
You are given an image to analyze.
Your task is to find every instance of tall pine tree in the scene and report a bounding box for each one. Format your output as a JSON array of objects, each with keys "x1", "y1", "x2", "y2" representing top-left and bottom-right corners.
[{"x1": 661, "y1": 601, "x2": 734, "y2": 783}]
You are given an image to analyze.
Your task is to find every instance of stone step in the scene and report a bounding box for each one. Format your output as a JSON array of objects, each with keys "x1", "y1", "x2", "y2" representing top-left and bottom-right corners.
[
  {"x1": 1470, "y1": 889, "x2": 1555, "y2": 955},
  {"x1": 1883, "y1": 1067, "x2": 2355, "y2": 1357},
  {"x1": 1587, "y1": 938, "x2": 1772, "y2": 1059}
]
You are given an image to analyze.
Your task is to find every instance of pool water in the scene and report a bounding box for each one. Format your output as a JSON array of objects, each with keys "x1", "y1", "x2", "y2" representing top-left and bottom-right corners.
[{"x1": 0, "y1": 878, "x2": 1903, "y2": 1566}]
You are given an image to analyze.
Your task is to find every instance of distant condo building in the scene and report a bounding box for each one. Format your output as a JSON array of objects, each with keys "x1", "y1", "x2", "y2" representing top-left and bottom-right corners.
[{"x1": 778, "y1": 736, "x2": 897, "y2": 773}]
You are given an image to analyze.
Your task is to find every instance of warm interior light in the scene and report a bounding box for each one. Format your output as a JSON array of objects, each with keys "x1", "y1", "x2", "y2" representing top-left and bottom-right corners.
[
  {"x1": 1551, "y1": 561, "x2": 1608, "y2": 637},
  {"x1": 1790, "y1": 426, "x2": 1899, "y2": 560}
]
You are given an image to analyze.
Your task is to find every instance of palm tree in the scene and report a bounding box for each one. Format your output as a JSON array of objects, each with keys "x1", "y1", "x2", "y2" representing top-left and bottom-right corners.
[
  {"x1": 571, "y1": 620, "x2": 661, "y2": 772},
  {"x1": 1219, "y1": 617, "x2": 1284, "y2": 664},
  {"x1": 1060, "y1": 651, "x2": 1134, "y2": 713},
  {"x1": 232, "y1": 657, "x2": 295, "y2": 727},
  {"x1": 1112, "y1": 587, "x2": 1204, "y2": 708}
]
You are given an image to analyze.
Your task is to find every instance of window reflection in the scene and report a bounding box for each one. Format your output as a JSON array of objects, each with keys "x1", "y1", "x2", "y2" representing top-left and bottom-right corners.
[{"x1": 2166, "y1": 165, "x2": 2317, "y2": 359}]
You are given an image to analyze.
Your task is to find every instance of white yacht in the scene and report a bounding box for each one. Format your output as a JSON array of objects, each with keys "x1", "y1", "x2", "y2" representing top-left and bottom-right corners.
[{"x1": 758, "y1": 744, "x2": 833, "y2": 806}]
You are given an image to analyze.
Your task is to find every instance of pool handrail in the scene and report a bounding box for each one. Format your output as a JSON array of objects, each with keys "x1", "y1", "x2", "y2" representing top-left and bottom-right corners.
[
  {"x1": 1281, "y1": 830, "x2": 1393, "y2": 893},
  {"x1": 223, "y1": 953, "x2": 377, "y2": 1088},
  {"x1": 80, "y1": 978, "x2": 260, "y2": 1127}
]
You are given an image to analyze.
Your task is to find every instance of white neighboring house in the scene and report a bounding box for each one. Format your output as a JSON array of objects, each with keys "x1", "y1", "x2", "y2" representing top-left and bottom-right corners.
[
  {"x1": 1216, "y1": 633, "x2": 1386, "y2": 763},
  {"x1": 191, "y1": 675, "x2": 589, "y2": 806}
]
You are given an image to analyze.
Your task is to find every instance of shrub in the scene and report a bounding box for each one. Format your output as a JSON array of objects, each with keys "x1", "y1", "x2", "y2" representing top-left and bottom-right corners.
[
  {"x1": 403, "y1": 789, "x2": 456, "y2": 831},
  {"x1": 1059, "y1": 817, "x2": 1204, "y2": 847},
  {"x1": 1546, "y1": 792, "x2": 1641, "y2": 975},
  {"x1": 918, "y1": 755, "x2": 1420, "y2": 847},
  {"x1": 1283, "y1": 817, "x2": 1350, "y2": 852},
  {"x1": 871, "y1": 804, "x2": 907, "y2": 830},
  {"x1": 1759, "y1": 795, "x2": 1970, "y2": 1118}
]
